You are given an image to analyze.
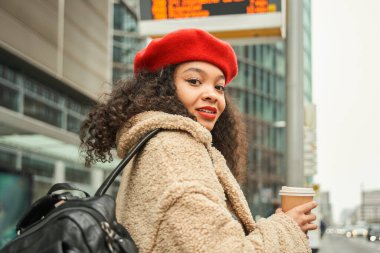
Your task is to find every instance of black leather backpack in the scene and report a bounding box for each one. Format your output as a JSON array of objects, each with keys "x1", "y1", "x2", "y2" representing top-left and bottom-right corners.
[{"x1": 0, "y1": 129, "x2": 161, "y2": 253}]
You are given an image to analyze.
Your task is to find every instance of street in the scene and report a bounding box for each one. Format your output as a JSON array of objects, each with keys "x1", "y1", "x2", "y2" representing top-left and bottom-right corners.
[{"x1": 319, "y1": 234, "x2": 380, "y2": 253}]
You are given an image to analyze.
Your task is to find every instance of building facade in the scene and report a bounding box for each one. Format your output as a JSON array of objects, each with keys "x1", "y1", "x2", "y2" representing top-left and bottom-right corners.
[
  {"x1": 0, "y1": 0, "x2": 115, "y2": 201},
  {"x1": 229, "y1": 43, "x2": 286, "y2": 217},
  {"x1": 361, "y1": 190, "x2": 380, "y2": 224},
  {"x1": 229, "y1": 0, "x2": 314, "y2": 217}
]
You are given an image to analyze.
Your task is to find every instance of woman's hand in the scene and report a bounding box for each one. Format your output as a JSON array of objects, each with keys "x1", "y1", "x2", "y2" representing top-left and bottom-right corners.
[{"x1": 275, "y1": 201, "x2": 318, "y2": 233}]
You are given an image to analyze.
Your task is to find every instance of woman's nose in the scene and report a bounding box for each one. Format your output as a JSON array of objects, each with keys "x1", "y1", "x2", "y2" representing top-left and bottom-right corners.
[{"x1": 201, "y1": 86, "x2": 218, "y2": 102}]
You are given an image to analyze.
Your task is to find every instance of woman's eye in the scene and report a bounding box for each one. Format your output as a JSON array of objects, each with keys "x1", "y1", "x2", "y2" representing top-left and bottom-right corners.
[
  {"x1": 186, "y1": 78, "x2": 201, "y2": 85},
  {"x1": 215, "y1": 85, "x2": 225, "y2": 92}
]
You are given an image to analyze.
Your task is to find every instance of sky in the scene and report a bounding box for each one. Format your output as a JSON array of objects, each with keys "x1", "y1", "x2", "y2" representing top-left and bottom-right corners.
[{"x1": 312, "y1": 0, "x2": 380, "y2": 223}]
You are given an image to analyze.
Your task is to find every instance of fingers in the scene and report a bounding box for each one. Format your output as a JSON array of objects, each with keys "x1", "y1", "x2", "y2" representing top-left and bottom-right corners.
[
  {"x1": 296, "y1": 201, "x2": 317, "y2": 213},
  {"x1": 284, "y1": 206, "x2": 318, "y2": 233},
  {"x1": 299, "y1": 213, "x2": 317, "y2": 233},
  {"x1": 302, "y1": 222, "x2": 318, "y2": 232},
  {"x1": 299, "y1": 213, "x2": 316, "y2": 226},
  {"x1": 305, "y1": 213, "x2": 317, "y2": 223}
]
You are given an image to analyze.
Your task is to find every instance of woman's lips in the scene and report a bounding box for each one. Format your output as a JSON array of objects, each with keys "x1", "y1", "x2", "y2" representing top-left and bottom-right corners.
[{"x1": 196, "y1": 106, "x2": 217, "y2": 120}]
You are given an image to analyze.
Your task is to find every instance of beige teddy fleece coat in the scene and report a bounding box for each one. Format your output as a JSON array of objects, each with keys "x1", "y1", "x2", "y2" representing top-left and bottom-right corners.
[{"x1": 115, "y1": 111, "x2": 311, "y2": 253}]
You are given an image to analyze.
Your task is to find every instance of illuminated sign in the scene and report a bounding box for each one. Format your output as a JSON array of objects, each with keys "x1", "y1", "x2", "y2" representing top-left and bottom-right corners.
[
  {"x1": 139, "y1": 0, "x2": 286, "y2": 43},
  {"x1": 141, "y1": 0, "x2": 281, "y2": 20}
]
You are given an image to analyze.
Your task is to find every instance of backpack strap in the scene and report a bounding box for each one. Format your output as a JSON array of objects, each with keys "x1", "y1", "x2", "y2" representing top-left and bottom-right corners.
[{"x1": 95, "y1": 128, "x2": 162, "y2": 196}]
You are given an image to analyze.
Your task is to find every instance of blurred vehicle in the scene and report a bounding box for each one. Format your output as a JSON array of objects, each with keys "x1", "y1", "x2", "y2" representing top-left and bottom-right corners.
[
  {"x1": 345, "y1": 225, "x2": 368, "y2": 238},
  {"x1": 325, "y1": 227, "x2": 335, "y2": 235},
  {"x1": 335, "y1": 226, "x2": 350, "y2": 236},
  {"x1": 367, "y1": 224, "x2": 380, "y2": 242}
]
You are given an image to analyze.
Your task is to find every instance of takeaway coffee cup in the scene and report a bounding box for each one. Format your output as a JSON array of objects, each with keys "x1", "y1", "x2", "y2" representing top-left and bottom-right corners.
[{"x1": 279, "y1": 186, "x2": 315, "y2": 212}]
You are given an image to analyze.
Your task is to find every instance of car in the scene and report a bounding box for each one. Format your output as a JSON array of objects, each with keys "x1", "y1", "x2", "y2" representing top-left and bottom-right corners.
[
  {"x1": 367, "y1": 225, "x2": 380, "y2": 242},
  {"x1": 325, "y1": 227, "x2": 335, "y2": 234},
  {"x1": 335, "y1": 226, "x2": 349, "y2": 236},
  {"x1": 345, "y1": 225, "x2": 368, "y2": 238}
]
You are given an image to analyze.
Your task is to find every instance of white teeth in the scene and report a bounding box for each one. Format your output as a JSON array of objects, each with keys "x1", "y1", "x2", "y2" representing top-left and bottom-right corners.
[{"x1": 198, "y1": 109, "x2": 215, "y2": 114}]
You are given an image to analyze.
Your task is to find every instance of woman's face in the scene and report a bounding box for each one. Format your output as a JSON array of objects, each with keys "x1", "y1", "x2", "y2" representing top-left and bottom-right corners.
[{"x1": 174, "y1": 61, "x2": 226, "y2": 131}]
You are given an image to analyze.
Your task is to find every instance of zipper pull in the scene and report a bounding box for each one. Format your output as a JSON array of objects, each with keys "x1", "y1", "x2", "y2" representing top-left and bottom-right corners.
[{"x1": 101, "y1": 221, "x2": 116, "y2": 253}]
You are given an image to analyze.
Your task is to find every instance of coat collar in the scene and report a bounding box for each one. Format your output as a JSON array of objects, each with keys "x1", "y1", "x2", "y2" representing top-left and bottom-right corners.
[{"x1": 116, "y1": 111, "x2": 212, "y2": 158}]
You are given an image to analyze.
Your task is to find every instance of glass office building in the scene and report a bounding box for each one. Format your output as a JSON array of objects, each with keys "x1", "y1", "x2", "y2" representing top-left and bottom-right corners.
[
  {"x1": 113, "y1": 1, "x2": 146, "y2": 81},
  {"x1": 228, "y1": 0, "x2": 313, "y2": 217},
  {"x1": 228, "y1": 43, "x2": 286, "y2": 217}
]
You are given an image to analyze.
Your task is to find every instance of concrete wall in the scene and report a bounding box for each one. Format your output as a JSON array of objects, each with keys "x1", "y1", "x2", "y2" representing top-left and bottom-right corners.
[{"x1": 0, "y1": 0, "x2": 112, "y2": 99}]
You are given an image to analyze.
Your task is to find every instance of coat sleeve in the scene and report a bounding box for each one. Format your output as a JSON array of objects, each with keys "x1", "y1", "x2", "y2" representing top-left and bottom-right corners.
[{"x1": 154, "y1": 182, "x2": 311, "y2": 253}]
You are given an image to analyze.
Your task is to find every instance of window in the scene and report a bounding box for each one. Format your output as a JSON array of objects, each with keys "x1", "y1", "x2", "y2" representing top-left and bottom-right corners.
[
  {"x1": 0, "y1": 63, "x2": 90, "y2": 132},
  {"x1": 67, "y1": 115, "x2": 82, "y2": 134},
  {"x1": 0, "y1": 85, "x2": 18, "y2": 110},
  {"x1": 24, "y1": 96, "x2": 62, "y2": 127},
  {"x1": 22, "y1": 156, "x2": 54, "y2": 178},
  {"x1": 0, "y1": 150, "x2": 17, "y2": 169},
  {"x1": 66, "y1": 167, "x2": 90, "y2": 184}
]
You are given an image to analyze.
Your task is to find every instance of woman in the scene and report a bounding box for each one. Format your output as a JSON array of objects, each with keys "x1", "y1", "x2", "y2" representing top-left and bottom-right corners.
[{"x1": 80, "y1": 29, "x2": 317, "y2": 253}]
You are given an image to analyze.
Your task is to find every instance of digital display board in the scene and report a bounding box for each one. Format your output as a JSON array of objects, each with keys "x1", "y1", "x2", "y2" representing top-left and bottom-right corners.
[
  {"x1": 139, "y1": 0, "x2": 286, "y2": 43},
  {"x1": 140, "y1": 0, "x2": 281, "y2": 20}
]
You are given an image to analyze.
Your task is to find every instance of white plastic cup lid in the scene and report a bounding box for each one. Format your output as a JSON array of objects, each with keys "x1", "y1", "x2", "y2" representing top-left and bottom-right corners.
[{"x1": 279, "y1": 186, "x2": 315, "y2": 196}]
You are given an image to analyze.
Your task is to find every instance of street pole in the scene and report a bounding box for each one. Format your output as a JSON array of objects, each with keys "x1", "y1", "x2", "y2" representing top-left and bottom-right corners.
[{"x1": 286, "y1": 0, "x2": 304, "y2": 187}]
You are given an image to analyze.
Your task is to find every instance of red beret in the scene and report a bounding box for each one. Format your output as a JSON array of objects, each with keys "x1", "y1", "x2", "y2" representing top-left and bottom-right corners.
[{"x1": 134, "y1": 29, "x2": 238, "y2": 85}]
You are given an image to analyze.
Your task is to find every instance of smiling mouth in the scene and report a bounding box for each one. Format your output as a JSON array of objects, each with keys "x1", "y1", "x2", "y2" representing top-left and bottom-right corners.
[
  {"x1": 196, "y1": 107, "x2": 217, "y2": 120},
  {"x1": 197, "y1": 108, "x2": 216, "y2": 114}
]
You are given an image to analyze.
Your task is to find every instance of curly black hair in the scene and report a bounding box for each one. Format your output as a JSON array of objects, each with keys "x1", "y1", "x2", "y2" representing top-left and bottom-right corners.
[{"x1": 80, "y1": 65, "x2": 247, "y2": 183}]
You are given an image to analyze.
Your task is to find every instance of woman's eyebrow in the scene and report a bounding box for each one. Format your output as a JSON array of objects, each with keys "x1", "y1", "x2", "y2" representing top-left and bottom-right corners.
[
  {"x1": 183, "y1": 67, "x2": 204, "y2": 74},
  {"x1": 183, "y1": 68, "x2": 225, "y2": 80}
]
